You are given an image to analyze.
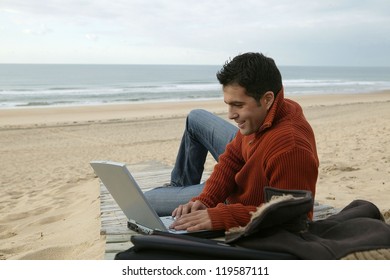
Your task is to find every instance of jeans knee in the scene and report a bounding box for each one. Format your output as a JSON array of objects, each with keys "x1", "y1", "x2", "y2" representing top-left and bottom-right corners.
[
  {"x1": 188, "y1": 109, "x2": 208, "y2": 120},
  {"x1": 186, "y1": 109, "x2": 209, "y2": 130}
]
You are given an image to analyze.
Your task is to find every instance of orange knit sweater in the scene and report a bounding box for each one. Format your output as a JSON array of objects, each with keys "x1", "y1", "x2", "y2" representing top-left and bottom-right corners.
[{"x1": 192, "y1": 89, "x2": 319, "y2": 230}]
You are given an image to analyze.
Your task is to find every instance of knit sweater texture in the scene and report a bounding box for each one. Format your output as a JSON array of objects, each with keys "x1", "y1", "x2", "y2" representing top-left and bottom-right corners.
[{"x1": 192, "y1": 89, "x2": 319, "y2": 230}]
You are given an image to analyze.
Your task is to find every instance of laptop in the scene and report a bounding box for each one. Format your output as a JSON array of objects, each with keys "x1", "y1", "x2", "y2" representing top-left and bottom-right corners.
[{"x1": 90, "y1": 160, "x2": 224, "y2": 238}]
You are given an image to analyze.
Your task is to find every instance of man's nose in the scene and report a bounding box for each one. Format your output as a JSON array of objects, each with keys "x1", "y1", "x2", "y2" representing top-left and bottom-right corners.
[{"x1": 228, "y1": 108, "x2": 238, "y2": 120}]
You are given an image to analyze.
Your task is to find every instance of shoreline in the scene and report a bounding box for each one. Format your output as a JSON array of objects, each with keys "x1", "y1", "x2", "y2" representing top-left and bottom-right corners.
[
  {"x1": 0, "y1": 90, "x2": 389, "y2": 260},
  {"x1": 1, "y1": 90, "x2": 390, "y2": 128}
]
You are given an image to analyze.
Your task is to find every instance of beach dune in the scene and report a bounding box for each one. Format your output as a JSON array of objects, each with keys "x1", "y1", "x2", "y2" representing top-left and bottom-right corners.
[{"x1": 0, "y1": 91, "x2": 390, "y2": 259}]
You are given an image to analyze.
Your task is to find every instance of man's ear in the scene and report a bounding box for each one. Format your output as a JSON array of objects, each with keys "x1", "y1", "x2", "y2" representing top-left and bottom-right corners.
[{"x1": 263, "y1": 91, "x2": 275, "y2": 110}]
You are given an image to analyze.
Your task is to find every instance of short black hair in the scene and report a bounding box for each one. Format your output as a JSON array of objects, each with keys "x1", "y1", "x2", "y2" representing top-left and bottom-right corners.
[{"x1": 216, "y1": 52, "x2": 282, "y2": 101}]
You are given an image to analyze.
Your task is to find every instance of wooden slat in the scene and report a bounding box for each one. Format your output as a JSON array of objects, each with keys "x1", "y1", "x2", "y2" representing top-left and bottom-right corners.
[{"x1": 99, "y1": 162, "x2": 338, "y2": 259}]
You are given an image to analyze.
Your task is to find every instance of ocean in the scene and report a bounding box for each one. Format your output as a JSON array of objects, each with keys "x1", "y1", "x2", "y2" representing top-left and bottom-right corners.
[{"x1": 1, "y1": 64, "x2": 390, "y2": 109}]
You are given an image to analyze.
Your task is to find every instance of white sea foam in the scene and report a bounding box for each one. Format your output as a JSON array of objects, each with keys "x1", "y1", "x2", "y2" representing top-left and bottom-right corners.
[{"x1": 0, "y1": 64, "x2": 389, "y2": 108}]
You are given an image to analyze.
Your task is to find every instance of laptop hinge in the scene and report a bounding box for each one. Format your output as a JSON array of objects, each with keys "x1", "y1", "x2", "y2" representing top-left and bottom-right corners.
[{"x1": 127, "y1": 220, "x2": 154, "y2": 235}]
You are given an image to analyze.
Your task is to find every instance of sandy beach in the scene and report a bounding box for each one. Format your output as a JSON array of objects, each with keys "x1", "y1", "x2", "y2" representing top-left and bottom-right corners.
[{"x1": 1, "y1": 91, "x2": 390, "y2": 260}]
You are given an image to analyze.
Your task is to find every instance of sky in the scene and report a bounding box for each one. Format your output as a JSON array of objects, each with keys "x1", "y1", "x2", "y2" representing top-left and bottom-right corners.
[{"x1": 0, "y1": 0, "x2": 389, "y2": 66}]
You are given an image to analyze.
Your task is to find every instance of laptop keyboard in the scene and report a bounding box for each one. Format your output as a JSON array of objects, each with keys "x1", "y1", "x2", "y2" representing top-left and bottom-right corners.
[{"x1": 160, "y1": 216, "x2": 175, "y2": 228}]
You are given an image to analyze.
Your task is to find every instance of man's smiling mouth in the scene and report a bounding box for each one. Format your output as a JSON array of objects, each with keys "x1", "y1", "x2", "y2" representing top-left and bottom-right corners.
[{"x1": 237, "y1": 121, "x2": 245, "y2": 129}]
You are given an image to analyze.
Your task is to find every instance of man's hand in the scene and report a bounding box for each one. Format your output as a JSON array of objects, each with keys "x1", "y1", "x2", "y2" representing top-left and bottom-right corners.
[
  {"x1": 170, "y1": 200, "x2": 212, "y2": 231},
  {"x1": 170, "y1": 209, "x2": 212, "y2": 232},
  {"x1": 172, "y1": 200, "x2": 206, "y2": 218}
]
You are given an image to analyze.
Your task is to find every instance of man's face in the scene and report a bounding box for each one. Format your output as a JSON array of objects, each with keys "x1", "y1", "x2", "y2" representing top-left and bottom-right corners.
[{"x1": 223, "y1": 84, "x2": 272, "y2": 135}]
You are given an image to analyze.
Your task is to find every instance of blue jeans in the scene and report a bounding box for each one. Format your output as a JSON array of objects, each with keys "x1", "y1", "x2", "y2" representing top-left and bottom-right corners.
[{"x1": 144, "y1": 109, "x2": 237, "y2": 216}]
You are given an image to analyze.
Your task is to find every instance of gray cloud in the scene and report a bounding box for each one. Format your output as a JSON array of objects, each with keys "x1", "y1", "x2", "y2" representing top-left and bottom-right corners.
[{"x1": 1, "y1": 0, "x2": 389, "y2": 65}]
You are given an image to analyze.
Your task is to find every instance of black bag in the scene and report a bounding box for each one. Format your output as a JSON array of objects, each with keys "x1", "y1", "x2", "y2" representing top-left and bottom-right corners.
[
  {"x1": 115, "y1": 187, "x2": 390, "y2": 260},
  {"x1": 115, "y1": 232, "x2": 298, "y2": 260}
]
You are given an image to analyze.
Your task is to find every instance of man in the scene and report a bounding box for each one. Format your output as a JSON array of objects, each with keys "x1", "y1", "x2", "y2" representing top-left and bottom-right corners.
[{"x1": 144, "y1": 52, "x2": 319, "y2": 232}]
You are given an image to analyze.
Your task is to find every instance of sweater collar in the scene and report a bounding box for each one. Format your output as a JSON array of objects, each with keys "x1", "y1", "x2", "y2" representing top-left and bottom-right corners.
[{"x1": 258, "y1": 87, "x2": 285, "y2": 133}]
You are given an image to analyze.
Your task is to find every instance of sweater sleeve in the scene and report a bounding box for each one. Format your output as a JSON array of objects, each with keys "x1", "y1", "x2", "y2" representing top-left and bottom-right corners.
[
  {"x1": 207, "y1": 203, "x2": 257, "y2": 230},
  {"x1": 191, "y1": 134, "x2": 245, "y2": 207}
]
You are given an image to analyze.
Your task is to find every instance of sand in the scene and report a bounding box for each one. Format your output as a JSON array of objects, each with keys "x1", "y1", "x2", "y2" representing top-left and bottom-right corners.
[{"x1": 0, "y1": 91, "x2": 390, "y2": 260}]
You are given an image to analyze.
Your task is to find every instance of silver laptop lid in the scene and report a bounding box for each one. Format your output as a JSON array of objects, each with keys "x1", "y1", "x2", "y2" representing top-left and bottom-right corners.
[{"x1": 90, "y1": 160, "x2": 166, "y2": 231}]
